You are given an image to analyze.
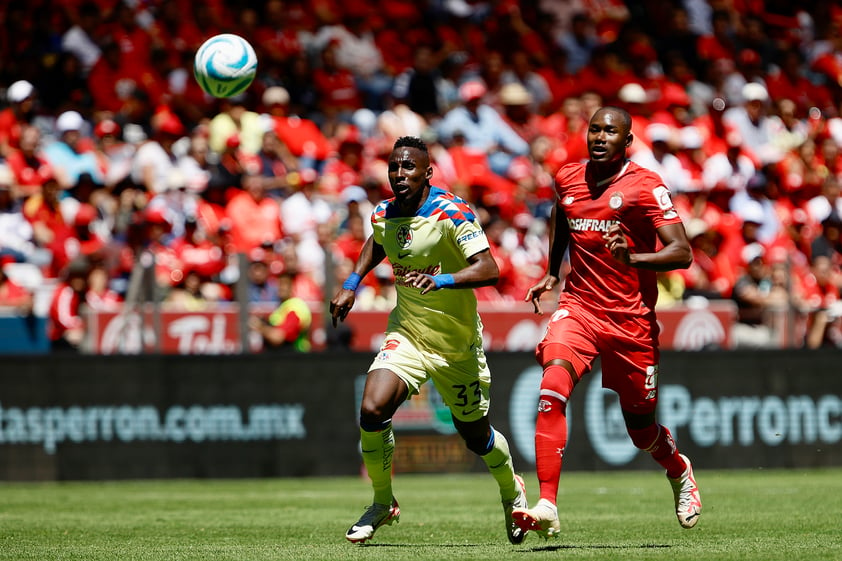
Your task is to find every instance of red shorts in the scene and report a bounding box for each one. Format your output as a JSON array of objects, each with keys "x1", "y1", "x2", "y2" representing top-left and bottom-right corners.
[{"x1": 535, "y1": 297, "x2": 661, "y2": 414}]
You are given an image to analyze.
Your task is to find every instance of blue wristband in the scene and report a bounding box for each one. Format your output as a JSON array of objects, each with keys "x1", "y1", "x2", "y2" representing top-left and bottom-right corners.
[
  {"x1": 432, "y1": 274, "x2": 455, "y2": 289},
  {"x1": 342, "y1": 272, "x2": 362, "y2": 291}
]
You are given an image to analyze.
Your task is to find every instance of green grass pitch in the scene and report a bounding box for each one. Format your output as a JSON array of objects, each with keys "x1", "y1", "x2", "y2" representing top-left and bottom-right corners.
[{"x1": 1, "y1": 468, "x2": 840, "y2": 561}]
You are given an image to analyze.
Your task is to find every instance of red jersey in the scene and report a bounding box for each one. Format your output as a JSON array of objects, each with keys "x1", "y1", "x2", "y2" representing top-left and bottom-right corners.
[{"x1": 554, "y1": 160, "x2": 684, "y2": 315}]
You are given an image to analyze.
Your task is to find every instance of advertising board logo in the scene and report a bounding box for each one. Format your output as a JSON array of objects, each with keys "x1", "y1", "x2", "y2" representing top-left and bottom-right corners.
[
  {"x1": 584, "y1": 369, "x2": 638, "y2": 465},
  {"x1": 672, "y1": 308, "x2": 726, "y2": 350}
]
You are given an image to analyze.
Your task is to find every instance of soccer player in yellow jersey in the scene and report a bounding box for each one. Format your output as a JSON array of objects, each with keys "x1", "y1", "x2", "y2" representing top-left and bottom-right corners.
[{"x1": 331, "y1": 136, "x2": 528, "y2": 545}]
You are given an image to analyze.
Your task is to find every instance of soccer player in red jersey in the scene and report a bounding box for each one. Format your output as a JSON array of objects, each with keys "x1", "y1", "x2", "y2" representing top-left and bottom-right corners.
[{"x1": 512, "y1": 107, "x2": 702, "y2": 537}]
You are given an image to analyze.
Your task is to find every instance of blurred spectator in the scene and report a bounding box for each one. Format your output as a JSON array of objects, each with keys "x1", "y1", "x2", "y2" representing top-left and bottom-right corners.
[
  {"x1": 93, "y1": 119, "x2": 136, "y2": 189},
  {"x1": 225, "y1": 167, "x2": 283, "y2": 254},
  {"x1": 87, "y1": 37, "x2": 144, "y2": 121},
  {"x1": 811, "y1": 213, "x2": 842, "y2": 266},
  {"x1": 313, "y1": 4, "x2": 393, "y2": 112},
  {"x1": 631, "y1": 123, "x2": 690, "y2": 193},
  {"x1": 776, "y1": 138, "x2": 826, "y2": 207},
  {"x1": 209, "y1": 97, "x2": 264, "y2": 156},
  {"x1": 177, "y1": 130, "x2": 213, "y2": 193},
  {"x1": 696, "y1": 9, "x2": 738, "y2": 68},
  {"x1": 333, "y1": 210, "x2": 367, "y2": 264},
  {"x1": 145, "y1": 169, "x2": 199, "y2": 241},
  {"x1": 22, "y1": 175, "x2": 74, "y2": 278},
  {"x1": 731, "y1": 243, "x2": 788, "y2": 348},
  {"x1": 806, "y1": 175, "x2": 842, "y2": 225},
  {"x1": 131, "y1": 110, "x2": 185, "y2": 194},
  {"x1": 206, "y1": 132, "x2": 245, "y2": 193},
  {"x1": 678, "y1": 218, "x2": 733, "y2": 300},
  {"x1": 60, "y1": 1, "x2": 103, "y2": 75},
  {"x1": 254, "y1": 0, "x2": 304, "y2": 70},
  {"x1": 163, "y1": 267, "x2": 226, "y2": 310},
  {"x1": 5, "y1": 125, "x2": 52, "y2": 200},
  {"x1": 320, "y1": 127, "x2": 369, "y2": 199},
  {"x1": 142, "y1": 206, "x2": 181, "y2": 291},
  {"x1": 391, "y1": 45, "x2": 444, "y2": 122},
  {"x1": 765, "y1": 50, "x2": 833, "y2": 118},
  {"x1": 255, "y1": 129, "x2": 295, "y2": 197},
  {"x1": 0, "y1": 80, "x2": 36, "y2": 158},
  {"x1": 245, "y1": 255, "x2": 280, "y2": 305},
  {"x1": 249, "y1": 271, "x2": 312, "y2": 352},
  {"x1": 557, "y1": 12, "x2": 601, "y2": 75},
  {"x1": 170, "y1": 216, "x2": 226, "y2": 282},
  {"x1": 42, "y1": 111, "x2": 104, "y2": 188},
  {"x1": 722, "y1": 82, "x2": 782, "y2": 165},
  {"x1": 800, "y1": 255, "x2": 842, "y2": 348},
  {"x1": 701, "y1": 130, "x2": 757, "y2": 192},
  {"x1": 47, "y1": 256, "x2": 91, "y2": 353},
  {"x1": 729, "y1": 171, "x2": 783, "y2": 245},
  {"x1": 436, "y1": 80, "x2": 530, "y2": 178},
  {"x1": 501, "y1": 50, "x2": 552, "y2": 115},
  {"x1": 262, "y1": 86, "x2": 332, "y2": 172},
  {"x1": 70, "y1": 202, "x2": 107, "y2": 260},
  {"x1": 312, "y1": 40, "x2": 363, "y2": 137},
  {"x1": 498, "y1": 83, "x2": 542, "y2": 144},
  {"x1": 0, "y1": 261, "x2": 34, "y2": 316},
  {"x1": 85, "y1": 260, "x2": 122, "y2": 311},
  {"x1": 0, "y1": 165, "x2": 37, "y2": 264}
]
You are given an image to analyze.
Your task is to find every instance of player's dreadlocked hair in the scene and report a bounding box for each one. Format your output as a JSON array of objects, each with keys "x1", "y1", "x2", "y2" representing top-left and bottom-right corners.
[{"x1": 393, "y1": 135, "x2": 428, "y2": 155}]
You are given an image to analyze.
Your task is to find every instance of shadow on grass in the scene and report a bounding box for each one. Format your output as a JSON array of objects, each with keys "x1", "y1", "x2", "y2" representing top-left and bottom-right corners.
[
  {"x1": 526, "y1": 544, "x2": 672, "y2": 552},
  {"x1": 356, "y1": 543, "x2": 672, "y2": 550},
  {"x1": 358, "y1": 543, "x2": 484, "y2": 548}
]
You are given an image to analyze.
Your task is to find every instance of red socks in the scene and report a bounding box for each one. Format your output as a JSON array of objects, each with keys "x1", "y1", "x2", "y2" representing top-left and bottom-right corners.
[
  {"x1": 534, "y1": 365, "x2": 574, "y2": 504},
  {"x1": 627, "y1": 424, "x2": 687, "y2": 478}
]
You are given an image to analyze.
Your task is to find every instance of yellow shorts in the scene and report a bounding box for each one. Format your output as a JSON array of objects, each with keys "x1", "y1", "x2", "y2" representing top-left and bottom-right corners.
[{"x1": 368, "y1": 331, "x2": 491, "y2": 422}]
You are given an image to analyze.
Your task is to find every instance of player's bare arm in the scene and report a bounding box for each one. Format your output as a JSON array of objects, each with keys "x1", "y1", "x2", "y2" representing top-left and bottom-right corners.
[
  {"x1": 525, "y1": 201, "x2": 569, "y2": 315},
  {"x1": 330, "y1": 235, "x2": 386, "y2": 326},
  {"x1": 603, "y1": 222, "x2": 692, "y2": 271},
  {"x1": 405, "y1": 249, "x2": 499, "y2": 295}
]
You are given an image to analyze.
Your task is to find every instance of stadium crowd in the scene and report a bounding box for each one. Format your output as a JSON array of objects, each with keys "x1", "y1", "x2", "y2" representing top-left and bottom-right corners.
[{"x1": 0, "y1": 0, "x2": 841, "y2": 351}]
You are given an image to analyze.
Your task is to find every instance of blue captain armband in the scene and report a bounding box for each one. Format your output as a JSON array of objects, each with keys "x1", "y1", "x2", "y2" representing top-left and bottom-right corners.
[
  {"x1": 432, "y1": 274, "x2": 455, "y2": 289},
  {"x1": 342, "y1": 272, "x2": 362, "y2": 291}
]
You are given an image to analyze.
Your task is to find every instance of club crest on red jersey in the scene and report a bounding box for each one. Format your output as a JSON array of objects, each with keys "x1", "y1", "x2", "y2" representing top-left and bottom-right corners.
[{"x1": 609, "y1": 191, "x2": 624, "y2": 210}]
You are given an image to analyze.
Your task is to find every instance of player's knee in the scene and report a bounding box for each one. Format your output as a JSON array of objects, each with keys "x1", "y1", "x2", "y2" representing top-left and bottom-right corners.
[
  {"x1": 539, "y1": 363, "x2": 576, "y2": 406},
  {"x1": 359, "y1": 399, "x2": 391, "y2": 425},
  {"x1": 627, "y1": 423, "x2": 659, "y2": 450},
  {"x1": 463, "y1": 432, "x2": 493, "y2": 456}
]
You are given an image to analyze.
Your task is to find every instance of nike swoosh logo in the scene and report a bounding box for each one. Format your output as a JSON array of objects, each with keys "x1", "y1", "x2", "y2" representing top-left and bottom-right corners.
[
  {"x1": 397, "y1": 251, "x2": 411, "y2": 259},
  {"x1": 461, "y1": 407, "x2": 479, "y2": 416}
]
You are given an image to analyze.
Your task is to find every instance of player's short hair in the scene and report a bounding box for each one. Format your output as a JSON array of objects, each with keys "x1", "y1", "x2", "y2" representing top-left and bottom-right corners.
[
  {"x1": 598, "y1": 106, "x2": 632, "y2": 132},
  {"x1": 393, "y1": 135, "x2": 428, "y2": 155}
]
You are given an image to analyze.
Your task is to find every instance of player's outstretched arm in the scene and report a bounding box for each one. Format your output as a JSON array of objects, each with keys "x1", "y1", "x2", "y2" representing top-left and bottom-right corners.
[{"x1": 330, "y1": 236, "x2": 386, "y2": 326}]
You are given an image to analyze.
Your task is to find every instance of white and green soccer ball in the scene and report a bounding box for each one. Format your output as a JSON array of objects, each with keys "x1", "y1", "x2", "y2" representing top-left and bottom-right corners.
[{"x1": 193, "y1": 34, "x2": 257, "y2": 98}]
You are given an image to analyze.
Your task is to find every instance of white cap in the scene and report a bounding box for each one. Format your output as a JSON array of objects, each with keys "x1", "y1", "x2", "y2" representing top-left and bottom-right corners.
[
  {"x1": 499, "y1": 82, "x2": 533, "y2": 106},
  {"x1": 739, "y1": 200, "x2": 765, "y2": 225},
  {"x1": 56, "y1": 110, "x2": 85, "y2": 133},
  {"x1": 742, "y1": 82, "x2": 769, "y2": 103},
  {"x1": 341, "y1": 185, "x2": 367, "y2": 204},
  {"x1": 741, "y1": 242, "x2": 765, "y2": 264},
  {"x1": 7, "y1": 80, "x2": 34, "y2": 103},
  {"x1": 262, "y1": 86, "x2": 290, "y2": 106},
  {"x1": 646, "y1": 123, "x2": 671, "y2": 143},
  {"x1": 166, "y1": 168, "x2": 186, "y2": 191},
  {"x1": 0, "y1": 164, "x2": 13, "y2": 186},
  {"x1": 618, "y1": 82, "x2": 647, "y2": 104},
  {"x1": 680, "y1": 126, "x2": 704, "y2": 149}
]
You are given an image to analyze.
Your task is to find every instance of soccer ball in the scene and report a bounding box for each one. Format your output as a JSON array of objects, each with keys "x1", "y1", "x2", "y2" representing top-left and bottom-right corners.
[{"x1": 193, "y1": 34, "x2": 258, "y2": 98}]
